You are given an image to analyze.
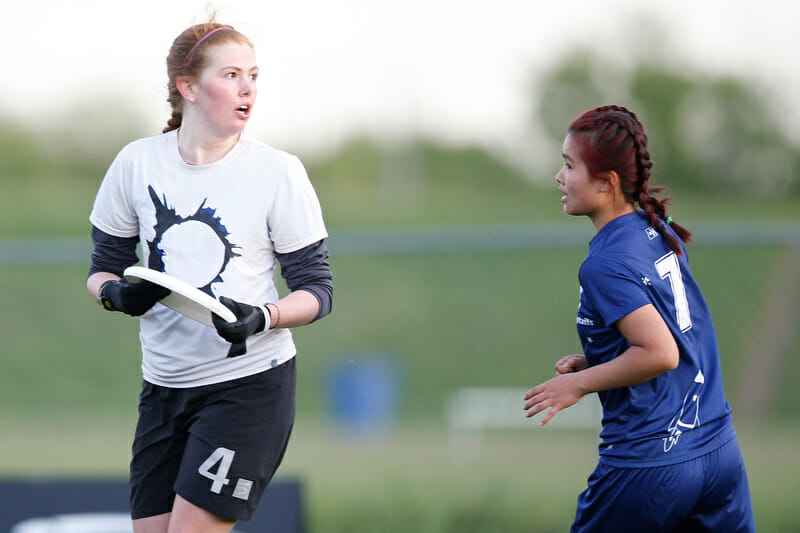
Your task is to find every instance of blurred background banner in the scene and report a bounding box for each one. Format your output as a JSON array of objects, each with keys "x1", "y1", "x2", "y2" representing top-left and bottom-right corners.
[
  {"x1": 0, "y1": 479, "x2": 304, "y2": 532},
  {"x1": 1, "y1": 1, "x2": 799, "y2": 531}
]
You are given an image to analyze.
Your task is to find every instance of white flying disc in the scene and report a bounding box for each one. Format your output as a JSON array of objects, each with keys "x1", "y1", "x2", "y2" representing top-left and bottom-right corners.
[{"x1": 123, "y1": 266, "x2": 236, "y2": 326}]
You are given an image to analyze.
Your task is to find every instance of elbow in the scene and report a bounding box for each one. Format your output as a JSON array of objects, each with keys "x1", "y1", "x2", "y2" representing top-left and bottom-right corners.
[
  {"x1": 299, "y1": 283, "x2": 332, "y2": 322},
  {"x1": 662, "y1": 344, "x2": 680, "y2": 372},
  {"x1": 651, "y1": 330, "x2": 680, "y2": 373},
  {"x1": 643, "y1": 340, "x2": 679, "y2": 376}
]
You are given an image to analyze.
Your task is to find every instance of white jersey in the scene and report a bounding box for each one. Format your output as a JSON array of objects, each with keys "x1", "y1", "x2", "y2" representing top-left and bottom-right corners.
[{"x1": 90, "y1": 130, "x2": 328, "y2": 387}]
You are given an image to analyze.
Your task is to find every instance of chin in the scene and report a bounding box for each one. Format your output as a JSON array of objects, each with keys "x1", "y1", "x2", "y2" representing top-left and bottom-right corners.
[
  {"x1": 564, "y1": 205, "x2": 587, "y2": 218},
  {"x1": 223, "y1": 125, "x2": 247, "y2": 138}
]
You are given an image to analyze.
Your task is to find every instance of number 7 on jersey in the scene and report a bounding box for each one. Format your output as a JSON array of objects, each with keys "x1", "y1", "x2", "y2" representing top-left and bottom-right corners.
[{"x1": 655, "y1": 251, "x2": 693, "y2": 332}]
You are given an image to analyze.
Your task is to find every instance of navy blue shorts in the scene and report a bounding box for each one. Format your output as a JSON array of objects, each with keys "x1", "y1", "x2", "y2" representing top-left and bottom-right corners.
[
  {"x1": 572, "y1": 437, "x2": 754, "y2": 532},
  {"x1": 129, "y1": 358, "x2": 296, "y2": 521}
]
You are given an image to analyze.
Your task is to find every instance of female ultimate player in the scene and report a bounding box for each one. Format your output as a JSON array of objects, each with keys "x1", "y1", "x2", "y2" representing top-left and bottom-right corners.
[
  {"x1": 523, "y1": 106, "x2": 754, "y2": 532},
  {"x1": 86, "y1": 20, "x2": 332, "y2": 532}
]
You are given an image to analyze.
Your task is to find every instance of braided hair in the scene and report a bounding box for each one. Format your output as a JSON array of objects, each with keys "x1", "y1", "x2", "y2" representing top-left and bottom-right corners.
[{"x1": 568, "y1": 105, "x2": 691, "y2": 255}]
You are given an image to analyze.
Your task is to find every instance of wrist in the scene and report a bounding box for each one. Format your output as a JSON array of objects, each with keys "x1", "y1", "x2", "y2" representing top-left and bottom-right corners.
[
  {"x1": 258, "y1": 305, "x2": 271, "y2": 332},
  {"x1": 98, "y1": 280, "x2": 116, "y2": 310},
  {"x1": 570, "y1": 369, "x2": 594, "y2": 397},
  {"x1": 266, "y1": 303, "x2": 281, "y2": 328}
]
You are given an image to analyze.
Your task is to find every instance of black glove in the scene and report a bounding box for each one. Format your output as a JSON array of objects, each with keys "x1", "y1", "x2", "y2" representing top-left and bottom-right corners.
[
  {"x1": 99, "y1": 279, "x2": 170, "y2": 316},
  {"x1": 212, "y1": 296, "x2": 267, "y2": 357}
]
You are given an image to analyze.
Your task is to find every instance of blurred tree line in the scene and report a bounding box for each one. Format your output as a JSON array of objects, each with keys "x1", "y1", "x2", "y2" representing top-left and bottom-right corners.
[
  {"x1": 535, "y1": 48, "x2": 800, "y2": 196},
  {"x1": 2, "y1": 50, "x2": 798, "y2": 199},
  {"x1": 0, "y1": 97, "x2": 148, "y2": 186}
]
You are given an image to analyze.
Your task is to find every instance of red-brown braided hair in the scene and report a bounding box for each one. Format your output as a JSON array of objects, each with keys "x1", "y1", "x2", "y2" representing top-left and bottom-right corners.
[{"x1": 568, "y1": 105, "x2": 692, "y2": 255}]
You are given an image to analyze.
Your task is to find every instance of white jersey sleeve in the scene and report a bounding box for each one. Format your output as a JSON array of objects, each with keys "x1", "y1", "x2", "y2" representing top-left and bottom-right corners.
[
  {"x1": 269, "y1": 154, "x2": 328, "y2": 253},
  {"x1": 89, "y1": 144, "x2": 140, "y2": 238}
]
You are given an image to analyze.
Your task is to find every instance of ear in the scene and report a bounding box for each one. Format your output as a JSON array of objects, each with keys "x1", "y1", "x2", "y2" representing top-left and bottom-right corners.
[
  {"x1": 599, "y1": 170, "x2": 620, "y2": 192},
  {"x1": 176, "y1": 76, "x2": 196, "y2": 104}
]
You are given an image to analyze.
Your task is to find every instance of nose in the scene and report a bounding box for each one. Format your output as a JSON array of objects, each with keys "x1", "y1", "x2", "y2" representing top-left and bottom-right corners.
[
  {"x1": 240, "y1": 78, "x2": 254, "y2": 96},
  {"x1": 555, "y1": 167, "x2": 565, "y2": 184}
]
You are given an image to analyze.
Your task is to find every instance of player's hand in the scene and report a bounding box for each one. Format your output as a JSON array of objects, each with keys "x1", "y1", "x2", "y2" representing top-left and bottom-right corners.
[
  {"x1": 100, "y1": 279, "x2": 170, "y2": 316},
  {"x1": 212, "y1": 297, "x2": 267, "y2": 357},
  {"x1": 555, "y1": 354, "x2": 588, "y2": 375},
  {"x1": 523, "y1": 373, "x2": 586, "y2": 427}
]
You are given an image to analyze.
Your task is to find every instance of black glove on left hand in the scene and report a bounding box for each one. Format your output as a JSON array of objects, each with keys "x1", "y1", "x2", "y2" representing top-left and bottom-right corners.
[
  {"x1": 212, "y1": 296, "x2": 267, "y2": 357},
  {"x1": 100, "y1": 279, "x2": 171, "y2": 316}
]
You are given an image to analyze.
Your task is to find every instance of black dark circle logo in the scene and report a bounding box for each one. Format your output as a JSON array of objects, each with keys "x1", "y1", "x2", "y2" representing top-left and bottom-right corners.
[{"x1": 146, "y1": 185, "x2": 240, "y2": 295}]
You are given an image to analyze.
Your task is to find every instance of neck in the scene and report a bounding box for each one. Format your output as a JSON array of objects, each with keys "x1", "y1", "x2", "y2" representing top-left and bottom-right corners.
[
  {"x1": 590, "y1": 202, "x2": 635, "y2": 232},
  {"x1": 177, "y1": 116, "x2": 241, "y2": 165}
]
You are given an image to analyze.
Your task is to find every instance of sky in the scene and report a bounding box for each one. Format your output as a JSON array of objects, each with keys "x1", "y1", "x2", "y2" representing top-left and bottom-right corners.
[{"x1": 4, "y1": 0, "x2": 799, "y2": 169}]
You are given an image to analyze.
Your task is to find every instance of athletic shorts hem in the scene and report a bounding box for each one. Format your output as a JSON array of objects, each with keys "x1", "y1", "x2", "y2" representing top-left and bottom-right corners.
[{"x1": 130, "y1": 505, "x2": 173, "y2": 521}]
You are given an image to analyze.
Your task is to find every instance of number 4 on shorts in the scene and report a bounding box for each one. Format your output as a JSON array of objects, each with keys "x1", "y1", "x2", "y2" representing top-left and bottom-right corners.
[{"x1": 198, "y1": 447, "x2": 236, "y2": 494}]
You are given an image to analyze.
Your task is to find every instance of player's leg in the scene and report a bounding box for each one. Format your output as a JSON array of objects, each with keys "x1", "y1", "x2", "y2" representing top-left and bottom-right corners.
[
  {"x1": 130, "y1": 382, "x2": 191, "y2": 527},
  {"x1": 132, "y1": 513, "x2": 170, "y2": 533},
  {"x1": 168, "y1": 494, "x2": 236, "y2": 532}
]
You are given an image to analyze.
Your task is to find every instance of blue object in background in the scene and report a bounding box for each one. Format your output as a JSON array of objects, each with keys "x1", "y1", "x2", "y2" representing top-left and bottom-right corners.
[{"x1": 325, "y1": 354, "x2": 403, "y2": 435}]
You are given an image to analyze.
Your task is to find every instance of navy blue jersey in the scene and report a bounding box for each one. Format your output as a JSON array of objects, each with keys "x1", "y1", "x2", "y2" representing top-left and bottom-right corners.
[{"x1": 577, "y1": 211, "x2": 734, "y2": 467}]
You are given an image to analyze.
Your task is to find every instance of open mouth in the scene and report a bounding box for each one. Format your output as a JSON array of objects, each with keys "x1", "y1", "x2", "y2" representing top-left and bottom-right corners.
[{"x1": 236, "y1": 105, "x2": 250, "y2": 117}]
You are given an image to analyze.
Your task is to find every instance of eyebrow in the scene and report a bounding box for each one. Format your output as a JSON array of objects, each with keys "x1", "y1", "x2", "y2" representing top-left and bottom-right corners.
[
  {"x1": 220, "y1": 65, "x2": 259, "y2": 72},
  {"x1": 562, "y1": 153, "x2": 574, "y2": 163}
]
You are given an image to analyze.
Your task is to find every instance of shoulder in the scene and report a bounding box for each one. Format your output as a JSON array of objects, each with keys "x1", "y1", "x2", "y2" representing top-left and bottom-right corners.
[
  {"x1": 114, "y1": 131, "x2": 173, "y2": 161},
  {"x1": 237, "y1": 138, "x2": 314, "y2": 192},
  {"x1": 238, "y1": 136, "x2": 304, "y2": 170},
  {"x1": 579, "y1": 251, "x2": 644, "y2": 292},
  {"x1": 595, "y1": 212, "x2": 651, "y2": 246},
  {"x1": 580, "y1": 255, "x2": 622, "y2": 281},
  {"x1": 586, "y1": 213, "x2": 664, "y2": 266}
]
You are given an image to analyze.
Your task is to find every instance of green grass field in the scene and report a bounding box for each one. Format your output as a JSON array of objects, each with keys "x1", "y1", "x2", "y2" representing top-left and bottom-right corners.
[{"x1": 1, "y1": 415, "x2": 798, "y2": 532}]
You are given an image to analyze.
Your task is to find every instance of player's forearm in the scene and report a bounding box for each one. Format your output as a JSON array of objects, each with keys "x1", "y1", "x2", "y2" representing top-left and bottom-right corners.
[
  {"x1": 268, "y1": 289, "x2": 320, "y2": 329},
  {"x1": 87, "y1": 272, "x2": 121, "y2": 303},
  {"x1": 573, "y1": 345, "x2": 678, "y2": 394}
]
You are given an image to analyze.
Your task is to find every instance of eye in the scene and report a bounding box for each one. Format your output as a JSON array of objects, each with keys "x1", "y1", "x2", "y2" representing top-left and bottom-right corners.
[
  {"x1": 225, "y1": 72, "x2": 237, "y2": 79},
  {"x1": 249, "y1": 73, "x2": 258, "y2": 82}
]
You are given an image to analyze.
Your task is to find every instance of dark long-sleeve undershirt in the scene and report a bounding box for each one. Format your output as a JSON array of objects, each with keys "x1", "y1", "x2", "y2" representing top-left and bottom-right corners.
[{"x1": 88, "y1": 226, "x2": 332, "y2": 321}]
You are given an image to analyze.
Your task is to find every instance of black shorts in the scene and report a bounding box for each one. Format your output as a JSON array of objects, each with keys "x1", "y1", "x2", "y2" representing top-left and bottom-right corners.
[{"x1": 129, "y1": 358, "x2": 296, "y2": 521}]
